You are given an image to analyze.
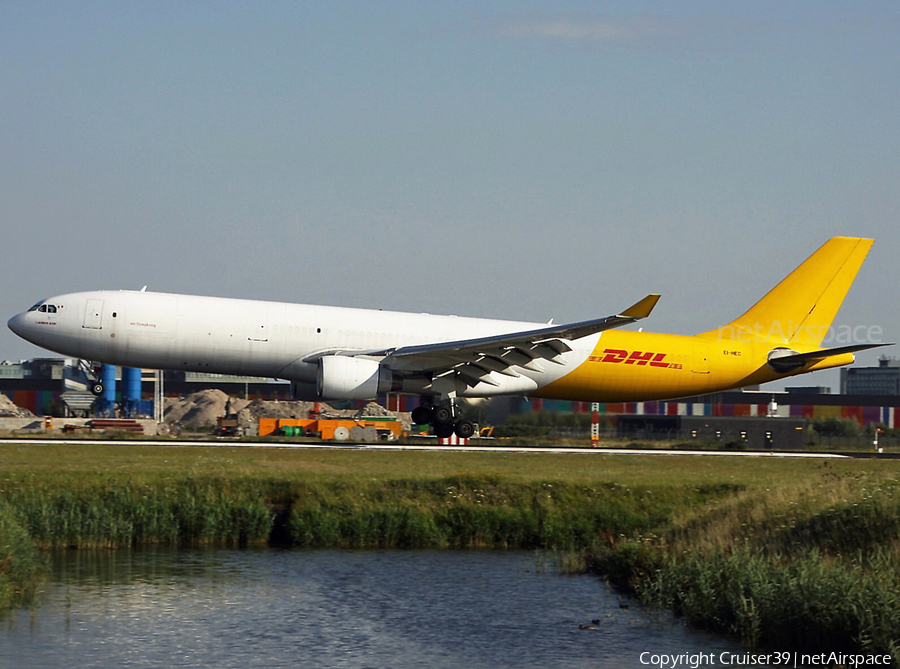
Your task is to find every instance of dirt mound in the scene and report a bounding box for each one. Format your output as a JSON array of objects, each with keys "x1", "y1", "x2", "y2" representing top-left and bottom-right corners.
[
  {"x1": 237, "y1": 399, "x2": 322, "y2": 428},
  {"x1": 165, "y1": 389, "x2": 250, "y2": 428},
  {"x1": 0, "y1": 394, "x2": 33, "y2": 418},
  {"x1": 165, "y1": 390, "x2": 411, "y2": 431},
  {"x1": 235, "y1": 400, "x2": 394, "y2": 426},
  {"x1": 318, "y1": 402, "x2": 411, "y2": 429},
  {"x1": 356, "y1": 402, "x2": 393, "y2": 418}
]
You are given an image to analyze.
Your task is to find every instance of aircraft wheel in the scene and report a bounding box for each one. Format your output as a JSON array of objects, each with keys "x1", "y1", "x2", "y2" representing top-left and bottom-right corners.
[
  {"x1": 433, "y1": 422, "x2": 455, "y2": 439},
  {"x1": 411, "y1": 406, "x2": 434, "y2": 426},
  {"x1": 90, "y1": 382, "x2": 105, "y2": 396},
  {"x1": 434, "y1": 405, "x2": 453, "y2": 424},
  {"x1": 454, "y1": 421, "x2": 475, "y2": 439}
]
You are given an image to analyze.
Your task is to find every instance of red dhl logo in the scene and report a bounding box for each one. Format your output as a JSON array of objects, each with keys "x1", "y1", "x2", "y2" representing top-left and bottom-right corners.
[{"x1": 589, "y1": 349, "x2": 682, "y2": 369}]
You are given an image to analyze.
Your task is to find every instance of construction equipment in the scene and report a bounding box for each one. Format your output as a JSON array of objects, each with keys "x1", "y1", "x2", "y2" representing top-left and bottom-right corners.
[
  {"x1": 214, "y1": 414, "x2": 243, "y2": 437},
  {"x1": 259, "y1": 415, "x2": 403, "y2": 441}
]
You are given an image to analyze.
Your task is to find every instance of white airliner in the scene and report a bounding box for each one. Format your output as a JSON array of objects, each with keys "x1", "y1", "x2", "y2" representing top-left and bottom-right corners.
[{"x1": 7, "y1": 237, "x2": 887, "y2": 438}]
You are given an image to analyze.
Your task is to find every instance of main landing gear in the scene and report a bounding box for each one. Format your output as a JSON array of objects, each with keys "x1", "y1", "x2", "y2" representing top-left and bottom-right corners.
[{"x1": 412, "y1": 399, "x2": 475, "y2": 439}]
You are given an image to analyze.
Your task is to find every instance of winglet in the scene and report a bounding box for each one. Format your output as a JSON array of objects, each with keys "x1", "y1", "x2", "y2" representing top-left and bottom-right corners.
[{"x1": 620, "y1": 294, "x2": 661, "y2": 319}]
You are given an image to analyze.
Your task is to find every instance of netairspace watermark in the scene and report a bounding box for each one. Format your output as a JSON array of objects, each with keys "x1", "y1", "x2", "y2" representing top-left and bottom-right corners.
[
  {"x1": 716, "y1": 322, "x2": 884, "y2": 346},
  {"x1": 639, "y1": 650, "x2": 893, "y2": 668}
]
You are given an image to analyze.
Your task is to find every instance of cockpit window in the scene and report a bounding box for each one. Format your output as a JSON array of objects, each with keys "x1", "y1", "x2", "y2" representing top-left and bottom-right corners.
[{"x1": 27, "y1": 302, "x2": 57, "y2": 313}]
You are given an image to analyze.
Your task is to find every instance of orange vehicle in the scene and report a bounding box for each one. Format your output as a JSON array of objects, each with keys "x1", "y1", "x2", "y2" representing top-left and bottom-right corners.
[{"x1": 258, "y1": 416, "x2": 403, "y2": 440}]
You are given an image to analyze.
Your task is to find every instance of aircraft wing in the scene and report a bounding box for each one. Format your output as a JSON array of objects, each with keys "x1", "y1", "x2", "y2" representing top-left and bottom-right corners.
[{"x1": 368, "y1": 294, "x2": 660, "y2": 387}]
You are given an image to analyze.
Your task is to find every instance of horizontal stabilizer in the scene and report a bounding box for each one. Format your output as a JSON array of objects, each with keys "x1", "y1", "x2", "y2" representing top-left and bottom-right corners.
[{"x1": 767, "y1": 343, "x2": 893, "y2": 372}]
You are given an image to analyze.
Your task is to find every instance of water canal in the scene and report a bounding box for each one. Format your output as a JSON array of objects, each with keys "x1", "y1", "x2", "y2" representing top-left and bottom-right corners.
[{"x1": 2, "y1": 549, "x2": 759, "y2": 668}]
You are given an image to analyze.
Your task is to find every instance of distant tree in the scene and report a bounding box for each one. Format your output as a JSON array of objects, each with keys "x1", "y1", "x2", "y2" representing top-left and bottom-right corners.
[
  {"x1": 491, "y1": 410, "x2": 601, "y2": 438},
  {"x1": 866, "y1": 422, "x2": 900, "y2": 438},
  {"x1": 809, "y1": 417, "x2": 861, "y2": 437}
]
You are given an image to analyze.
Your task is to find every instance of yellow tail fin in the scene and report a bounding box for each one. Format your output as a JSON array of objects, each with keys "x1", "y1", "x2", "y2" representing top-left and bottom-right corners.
[{"x1": 704, "y1": 237, "x2": 873, "y2": 347}]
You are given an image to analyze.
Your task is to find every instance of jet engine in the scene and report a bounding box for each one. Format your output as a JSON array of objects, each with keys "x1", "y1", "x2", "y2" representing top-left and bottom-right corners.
[{"x1": 316, "y1": 356, "x2": 394, "y2": 400}]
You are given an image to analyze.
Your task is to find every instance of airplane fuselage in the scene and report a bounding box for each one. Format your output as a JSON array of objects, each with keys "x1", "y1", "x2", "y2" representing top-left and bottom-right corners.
[
  {"x1": 9, "y1": 290, "x2": 575, "y2": 398},
  {"x1": 7, "y1": 289, "x2": 846, "y2": 403}
]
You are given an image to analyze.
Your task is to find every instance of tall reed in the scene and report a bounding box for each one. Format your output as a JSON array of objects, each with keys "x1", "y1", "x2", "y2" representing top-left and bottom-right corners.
[
  {"x1": 0, "y1": 503, "x2": 44, "y2": 611},
  {"x1": 589, "y1": 470, "x2": 900, "y2": 661},
  {"x1": 0, "y1": 473, "x2": 731, "y2": 551},
  {"x1": 4, "y1": 478, "x2": 273, "y2": 549}
]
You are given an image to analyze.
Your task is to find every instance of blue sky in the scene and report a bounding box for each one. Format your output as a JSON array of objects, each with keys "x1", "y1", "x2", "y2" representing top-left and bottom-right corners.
[{"x1": 2, "y1": 1, "x2": 898, "y2": 390}]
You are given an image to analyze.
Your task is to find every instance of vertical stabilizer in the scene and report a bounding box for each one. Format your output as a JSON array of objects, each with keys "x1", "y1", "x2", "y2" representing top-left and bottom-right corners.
[{"x1": 704, "y1": 237, "x2": 873, "y2": 347}]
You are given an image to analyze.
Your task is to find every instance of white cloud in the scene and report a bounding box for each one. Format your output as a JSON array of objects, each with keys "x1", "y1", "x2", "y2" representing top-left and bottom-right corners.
[{"x1": 502, "y1": 16, "x2": 676, "y2": 46}]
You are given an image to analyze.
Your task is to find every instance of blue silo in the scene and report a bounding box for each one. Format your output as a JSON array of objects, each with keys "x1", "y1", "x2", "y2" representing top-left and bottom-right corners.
[
  {"x1": 98, "y1": 364, "x2": 117, "y2": 418},
  {"x1": 121, "y1": 367, "x2": 142, "y2": 417}
]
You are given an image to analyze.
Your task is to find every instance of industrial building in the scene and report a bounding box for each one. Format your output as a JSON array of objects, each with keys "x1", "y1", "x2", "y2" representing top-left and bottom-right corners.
[
  {"x1": 615, "y1": 415, "x2": 809, "y2": 449},
  {"x1": 0, "y1": 358, "x2": 92, "y2": 416},
  {"x1": 487, "y1": 388, "x2": 900, "y2": 428},
  {"x1": 841, "y1": 357, "x2": 900, "y2": 395},
  {"x1": 0, "y1": 359, "x2": 284, "y2": 417}
]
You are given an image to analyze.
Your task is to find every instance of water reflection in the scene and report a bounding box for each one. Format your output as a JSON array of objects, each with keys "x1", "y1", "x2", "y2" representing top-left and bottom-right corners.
[{"x1": 2, "y1": 549, "x2": 754, "y2": 668}]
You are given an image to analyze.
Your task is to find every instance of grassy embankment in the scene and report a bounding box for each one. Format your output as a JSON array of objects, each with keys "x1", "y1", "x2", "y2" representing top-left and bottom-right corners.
[
  {"x1": 1, "y1": 443, "x2": 899, "y2": 660},
  {"x1": 591, "y1": 460, "x2": 900, "y2": 659}
]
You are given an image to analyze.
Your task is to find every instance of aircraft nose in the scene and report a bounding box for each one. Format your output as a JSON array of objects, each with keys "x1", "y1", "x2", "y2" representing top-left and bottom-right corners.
[{"x1": 8, "y1": 312, "x2": 27, "y2": 338}]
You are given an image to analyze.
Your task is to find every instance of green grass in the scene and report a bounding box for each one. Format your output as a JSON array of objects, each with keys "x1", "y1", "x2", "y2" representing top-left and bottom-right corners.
[
  {"x1": 0, "y1": 502, "x2": 44, "y2": 611},
  {"x1": 4, "y1": 478, "x2": 274, "y2": 549},
  {"x1": 637, "y1": 548, "x2": 900, "y2": 657},
  {"x1": 588, "y1": 462, "x2": 900, "y2": 660},
  {"x1": 2, "y1": 442, "x2": 900, "y2": 660}
]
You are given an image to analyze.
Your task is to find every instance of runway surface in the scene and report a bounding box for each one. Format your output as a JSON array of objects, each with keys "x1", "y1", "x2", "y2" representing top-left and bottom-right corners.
[{"x1": 0, "y1": 437, "x2": 861, "y2": 458}]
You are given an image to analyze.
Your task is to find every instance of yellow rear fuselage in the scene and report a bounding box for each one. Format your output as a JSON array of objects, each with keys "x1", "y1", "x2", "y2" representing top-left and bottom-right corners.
[
  {"x1": 535, "y1": 236, "x2": 876, "y2": 402},
  {"x1": 535, "y1": 329, "x2": 854, "y2": 402}
]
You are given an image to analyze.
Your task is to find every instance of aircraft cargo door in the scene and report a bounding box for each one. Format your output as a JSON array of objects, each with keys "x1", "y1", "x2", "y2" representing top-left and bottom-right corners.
[
  {"x1": 691, "y1": 341, "x2": 710, "y2": 374},
  {"x1": 83, "y1": 299, "x2": 103, "y2": 329},
  {"x1": 248, "y1": 312, "x2": 268, "y2": 342}
]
